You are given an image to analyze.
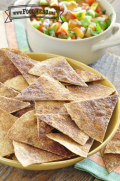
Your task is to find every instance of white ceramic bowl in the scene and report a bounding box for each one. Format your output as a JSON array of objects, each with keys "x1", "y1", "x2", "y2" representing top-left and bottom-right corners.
[{"x1": 15, "y1": 0, "x2": 120, "y2": 64}]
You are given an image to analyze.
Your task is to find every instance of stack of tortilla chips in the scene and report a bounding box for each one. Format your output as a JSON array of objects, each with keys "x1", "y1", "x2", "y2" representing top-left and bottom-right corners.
[{"x1": 0, "y1": 48, "x2": 118, "y2": 167}]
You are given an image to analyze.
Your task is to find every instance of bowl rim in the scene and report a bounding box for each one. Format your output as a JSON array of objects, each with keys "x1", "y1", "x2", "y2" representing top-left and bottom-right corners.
[
  {"x1": 1, "y1": 52, "x2": 119, "y2": 170},
  {"x1": 27, "y1": 0, "x2": 116, "y2": 42}
]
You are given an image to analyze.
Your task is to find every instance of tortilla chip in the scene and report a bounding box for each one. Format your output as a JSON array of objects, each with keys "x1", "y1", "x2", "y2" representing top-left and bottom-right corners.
[
  {"x1": 16, "y1": 74, "x2": 74, "y2": 101},
  {"x1": 6, "y1": 51, "x2": 39, "y2": 85},
  {"x1": 0, "y1": 82, "x2": 19, "y2": 98},
  {"x1": 0, "y1": 49, "x2": 21, "y2": 83},
  {"x1": 2, "y1": 48, "x2": 30, "y2": 58},
  {"x1": 47, "y1": 133, "x2": 94, "y2": 157},
  {"x1": 35, "y1": 101, "x2": 68, "y2": 114},
  {"x1": 28, "y1": 56, "x2": 87, "y2": 87},
  {"x1": 13, "y1": 141, "x2": 66, "y2": 167},
  {"x1": 37, "y1": 116, "x2": 53, "y2": 138},
  {"x1": 101, "y1": 147, "x2": 120, "y2": 173},
  {"x1": 74, "y1": 69, "x2": 105, "y2": 82},
  {"x1": 0, "y1": 96, "x2": 30, "y2": 113},
  {"x1": 35, "y1": 101, "x2": 67, "y2": 138},
  {"x1": 0, "y1": 109, "x2": 17, "y2": 156},
  {"x1": 37, "y1": 114, "x2": 89, "y2": 145},
  {"x1": 66, "y1": 82, "x2": 115, "y2": 101},
  {"x1": 4, "y1": 75, "x2": 29, "y2": 92},
  {"x1": 64, "y1": 95, "x2": 118, "y2": 143},
  {"x1": 6, "y1": 110, "x2": 74, "y2": 157},
  {"x1": 104, "y1": 125, "x2": 120, "y2": 154},
  {"x1": 12, "y1": 101, "x2": 35, "y2": 117}
]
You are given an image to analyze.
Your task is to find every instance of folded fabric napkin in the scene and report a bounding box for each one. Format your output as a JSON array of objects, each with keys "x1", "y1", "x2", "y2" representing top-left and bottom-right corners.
[
  {"x1": 0, "y1": 11, "x2": 30, "y2": 52},
  {"x1": 1, "y1": 9, "x2": 120, "y2": 181},
  {"x1": 75, "y1": 152, "x2": 120, "y2": 181}
]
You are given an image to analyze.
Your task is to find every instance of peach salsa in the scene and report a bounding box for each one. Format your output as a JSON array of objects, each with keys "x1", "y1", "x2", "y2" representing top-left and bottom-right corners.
[{"x1": 30, "y1": 0, "x2": 113, "y2": 39}]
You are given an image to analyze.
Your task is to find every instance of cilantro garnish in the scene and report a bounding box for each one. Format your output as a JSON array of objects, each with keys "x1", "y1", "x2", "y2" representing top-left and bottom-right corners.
[
  {"x1": 106, "y1": 13, "x2": 113, "y2": 28},
  {"x1": 91, "y1": 29, "x2": 103, "y2": 36}
]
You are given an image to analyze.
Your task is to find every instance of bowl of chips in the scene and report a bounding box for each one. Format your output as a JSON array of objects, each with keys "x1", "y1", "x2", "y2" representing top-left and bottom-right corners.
[{"x1": 0, "y1": 49, "x2": 119, "y2": 170}]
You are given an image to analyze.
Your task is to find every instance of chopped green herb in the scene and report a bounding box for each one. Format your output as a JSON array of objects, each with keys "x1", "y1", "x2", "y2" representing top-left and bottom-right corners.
[
  {"x1": 91, "y1": 29, "x2": 103, "y2": 36},
  {"x1": 96, "y1": 23, "x2": 102, "y2": 31}
]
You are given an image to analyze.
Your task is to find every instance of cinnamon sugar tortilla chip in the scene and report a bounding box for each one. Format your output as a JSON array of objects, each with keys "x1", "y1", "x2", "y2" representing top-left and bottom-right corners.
[
  {"x1": 74, "y1": 69, "x2": 105, "y2": 82},
  {"x1": 101, "y1": 147, "x2": 120, "y2": 173},
  {"x1": 0, "y1": 96, "x2": 30, "y2": 113},
  {"x1": 4, "y1": 75, "x2": 29, "y2": 92},
  {"x1": 104, "y1": 125, "x2": 120, "y2": 154},
  {"x1": 12, "y1": 101, "x2": 35, "y2": 118},
  {"x1": 35, "y1": 101, "x2": 67, "y2": 138},
  {"x1": 0, "y1": 109, "x2": 17, "y2": 156},
  {"x1": 35, "y1": 101, "x2": 68, "y2": 114},
  {"x1": 0, "y1": 82, "x2": 19, "y2": 98},
  {"x1": 37, "y1": 116, "x2": 53, "y2": 138},
  {"x1": 67, "y1": 82, "x2": 115, "y2": 101},
  {"x1": 13, "y1": 141, "x2": 66, "y2": 167},
  {"x1": 16, "y1": 74, "x2": 74, "y2": 101},
  {"x1": 37, "y1": 114, "x2": 89, "y2": 145},
  {"x1": 6, "y1": 110, "x2": 73, "y2": 157},
  {"x1": 64, "y1": 95, "x2": 118, "y2": 143},
  {"x1": 6, "y1": 51, "x2": 39, "y2": 85},
  {"x1": 28, "y1": 56, "x2": 87, "y2": 87},
  {"x1": 0, "y1": 49, "x2": 21, "y2": 83},
  {"x1": 2, "y1": 48, "x2": 30, "y2": 58},
  {"x1": 47, "y1": 133, "x2": 94, "y2": 157}
]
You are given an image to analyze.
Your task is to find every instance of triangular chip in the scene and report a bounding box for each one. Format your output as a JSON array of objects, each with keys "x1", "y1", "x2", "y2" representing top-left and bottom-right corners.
[
  {"x1": 4, "y1": 75, "x2": 29, "y2": 92},
  {"x1": 6, "y1": 110, "x2": 74, "y2": 157},
  {"x1": 35, "y1": 101, "x2": 67, "y2": 138},
  {"x1": 0, "y1": 96, "x2": 30, "y2": 113},
  {"x1": 101, "y1": 147, "x2": 120, "y2": 173},
  {"x1": 66, "y1": 82, "x2": 115, "y2": 101},
  {"x1": 16, "y1": 74, "x2": 74, "y2": 101},
  {"x1": 0, "y1": 82, "x2": 19, "y2": 98},
  {"x1": 64, "y1": 95, "x2": 118, "y2": 143},
  {"x1": 35, "y1": 101, "x2": 68, "y2": 114},
  {"x1": 74, "y1": 68, "x2": 105, "y2": 82},
  {"x1": 37, "y1": 114, "x2": 89, "y2": 145},
  {"x1": 6, "y1": 51, "x2": 39, "y2": 84},
  {"x1": 104, "y1": 125, "x2": 120, "y2": 154},
  {"x1": 13, "y1": 141, "x2": 65, "y2": 167},
  {"x1": 47, "y1": 133, "x2": 94, "y2": 157},
  {"x1": 12, "y1": 101, "x2": 35, "y2": 118},
  {"x1": 37, "y1": 116, "x2": 53, "y2": 138},
  {"x1": 0, "y1": 49, "x2": 21, "y2": 83},
  {"x1": 28, "y1": 56, "x2": 87, "y2": 87},
  {"x1": 0, "y1": 109, "x2": 17, "y2": 156}
]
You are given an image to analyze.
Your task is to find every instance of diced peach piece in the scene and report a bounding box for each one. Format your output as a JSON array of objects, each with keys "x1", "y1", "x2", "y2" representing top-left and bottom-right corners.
[
  {"x1": 66, "y1": 12, "x2": 76, "y2": 21},
  {"x1": 56, "y1": 22, "x2": 68, "y2": 36},
  {"x1": 72, "y1": 27, "x2": 84, "y2": 38},
  {"x1": 67, "y1": 3, "x2": 78, "y2": 10},
  {"x1": 68, "y1": 19, "x2": 80, "y2": 30},
  {"x1": 72, "y1": 10, "x2": 86, "y2": 20},
  {"x1": 50, "y1": 22, "x2": 61, "y2": 33},
  {"x1": 88, "y1": 23, "x2": 96, "y2": 31},
  {"x1": 102, "y1": 14, "x2": 109, "y2": 20}
]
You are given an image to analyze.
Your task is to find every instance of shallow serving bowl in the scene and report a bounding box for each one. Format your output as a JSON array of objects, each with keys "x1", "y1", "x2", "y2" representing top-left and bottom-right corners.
[
  {"x1": 15, "y1": 0, "x2": 120, "y2": 64},
  {"x1": 0, "y1": 53, "x2": 119, "y2": 170}
]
